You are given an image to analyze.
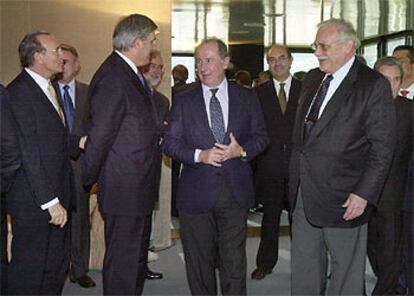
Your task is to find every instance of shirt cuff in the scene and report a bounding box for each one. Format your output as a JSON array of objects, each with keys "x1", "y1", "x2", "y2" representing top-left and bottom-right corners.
[
  {"x1": 40, "y1": 197, "x2": 59, "y2": 210},
  {"x1": 194, "y1": 149, "x2": 202, "y2": 163}
]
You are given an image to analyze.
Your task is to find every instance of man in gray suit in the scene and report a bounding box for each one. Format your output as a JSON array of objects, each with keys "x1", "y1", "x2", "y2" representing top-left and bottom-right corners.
[
  {"x1": 289, "y1": 19, "x2": 396, "y2": 295},
  {"x1": 56, "y1": 44, "x2": 95, "y2": 288}
]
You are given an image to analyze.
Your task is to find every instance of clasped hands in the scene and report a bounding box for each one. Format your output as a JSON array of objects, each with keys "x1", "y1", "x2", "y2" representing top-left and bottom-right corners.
[{"x1": 199, "y1": 133, "x2": 243, "y2": 167}]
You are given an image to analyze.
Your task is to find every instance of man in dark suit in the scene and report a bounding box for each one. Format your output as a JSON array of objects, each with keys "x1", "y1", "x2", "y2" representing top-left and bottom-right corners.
[
  {"x1": 392, "y1": 45, "x2": 414, "y2": 100},
  {"x1": 0, "y1": 85, "x2": 21, "y2": 294},
  {"x1": 163, "y1": 38, "x2": 269, "y2": 295},
  {"x1": 171, "y1": 64, "x2": 189, "y2": 217},
  {"x1": 251, "y1": 44, "x2": 301, "y2": 280},
  {"x1": 141, "y1": 50, "x2": 170, "y2": 280},
  {"x1": 289, "y1": 19, "x2": 396, "y2": 295},
  {"x1": 6, "y1": 31, "x2": 83, "y2": 294},
  {"x1": 367, "y1": 56, "x2": 412, "y2": 295},
  {"x1": 56, "y1": 44, "x2": 95, "y2": 288},
  {"x1": 82, "y1": 14, "x2": 159, "y2": 295}
]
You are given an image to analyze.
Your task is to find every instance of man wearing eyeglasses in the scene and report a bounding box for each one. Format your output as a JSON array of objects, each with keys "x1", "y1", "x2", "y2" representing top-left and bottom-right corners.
[
  {"x1": 251, "y1": 44, "x2": 301, "y2": 280},
  {"x1": 6, "y1": 31, "x2": 84, "y2": 294},
  {"x1": 289, "y1": 19, "x2": 396, "y2": 295},
  {"x1": 55, "y1": 44, "x2": 96, "y2": 289}
]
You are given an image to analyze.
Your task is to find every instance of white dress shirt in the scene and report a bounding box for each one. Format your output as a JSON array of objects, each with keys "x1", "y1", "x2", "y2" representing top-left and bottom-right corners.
[
  {"x1": 273, "y1": 75, "x2": 293, "y2": 102},
  {"x1": 195, "y1": 78, "x2": 229, "y2": 162}
]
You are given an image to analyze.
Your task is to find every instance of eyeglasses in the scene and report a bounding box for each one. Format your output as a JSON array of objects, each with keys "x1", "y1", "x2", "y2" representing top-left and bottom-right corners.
[
  {"x1": 39, "y1": 46, "x2": 62, "y2": 55},
  {"x1": 310, "y1": 41, "x2": 341, "y2": 51}
]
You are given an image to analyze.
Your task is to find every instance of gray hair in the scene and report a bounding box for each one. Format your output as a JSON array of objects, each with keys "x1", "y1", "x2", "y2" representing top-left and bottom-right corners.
[
  {"x1": 113, "y1": 14, "x2": 157, "y2": 51},
  {"x1": 374, "y1": 56, "x2": 404, "y2": 79},
  {"x1": 318, "y1": 18, "x2": 361, "y2": 49},
  {"x1": 18, "y1": 31, "x2": 50, "y2": 68},
  {"x1": 195, "y1": 37, "x2": 230, "y2": 60}
]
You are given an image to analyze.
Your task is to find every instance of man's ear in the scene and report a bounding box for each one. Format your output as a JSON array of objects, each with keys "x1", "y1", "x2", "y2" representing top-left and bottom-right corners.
[{"x1": 223, "y1": 56, "x2": 230, "y2": 70}]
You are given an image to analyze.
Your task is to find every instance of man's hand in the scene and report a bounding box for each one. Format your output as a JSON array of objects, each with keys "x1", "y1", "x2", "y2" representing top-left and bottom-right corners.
[
  {"x1": 48, "y1": 202, "x2": 67, "y2": 228},
  {"x1": 342, "y1": 193, "x2": 367, "y2": 221},
  {"x1": 199, "y1": 147, "x2": 225, "y2": 167},
  {"x1": 214, "y1": 133, "x2": 243, "y2": 162},
  {"x1": 79, "y1": 136, "x2": 87, "y2": 150}
]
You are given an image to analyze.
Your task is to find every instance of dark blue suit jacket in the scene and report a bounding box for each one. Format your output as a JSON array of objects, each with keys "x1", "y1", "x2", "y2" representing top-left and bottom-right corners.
[
  {"x1": 6, "y1": 71, "x2": 78, "y2": 215},
  {"x1": 1, "y1": 86, "x2": 20, "y2": 193},
  {"x1": 83, "y1": 52, "x2": 160, "y2": 216},
  {"x1": 162, "y1": 81, "x2": 269, "y2": 214}
]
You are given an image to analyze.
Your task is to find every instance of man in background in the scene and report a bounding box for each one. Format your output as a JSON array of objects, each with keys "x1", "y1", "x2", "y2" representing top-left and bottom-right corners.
[
  {"x1": 251, "y1": 44, "x2": 301, "y2": 280},
  {"x1": 393, "y1": 45, "x2": 414, "y2": 100},
  {"x1": 368, "y1": 56, "x2": 412, "y2": 295},
  {"x1": 56, "y1": 43, "x2": 95, "y2": 288},
  {"x1": 140, "y1": 50, "x2": 169, "y2": 281}
]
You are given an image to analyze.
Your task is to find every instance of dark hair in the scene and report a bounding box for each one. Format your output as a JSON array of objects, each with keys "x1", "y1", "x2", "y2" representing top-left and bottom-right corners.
[
  {"x1": 113, "y1": 14, "x2": 158, "y2": 51},
  {"x1": 18, "y1": 31, "x2": 50, "y2": 68},
  {"x1": 60, "y1": 43, "x2": 79, "y2": 58},
  {"x1": 172, "y1": 64, "x2": 189, "y2": 82},
  {"x1": 195, "y1": 37, "x2": 230, "y2": 60},
  {"x1": 235, "y1": 70, "x2": 252, "y2": 87},
  {"x1": 374, "y1": 56, "x2": 404, "y2": 79},
  {"x1": 393, "y1": 45, "x2": 414, "y2": 63},
  {"x1": 267, "y1": 44, "x2": 293, "y2": 60}
]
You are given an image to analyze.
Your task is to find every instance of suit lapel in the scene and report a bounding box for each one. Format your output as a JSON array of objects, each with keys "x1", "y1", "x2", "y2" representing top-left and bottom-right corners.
[
  {"x1": 23, "y1": 72, "x2": 66, "y2": 128},
  {"x1": 192, "y1": 83, "x2": 216, "y2": 144},
  {"x1": 226, "y1": 82, "x2": 241, "y2": 145},
  {"x1": 305, "y1": 60, "x2": 360, "y2": 145},
  {"x1": 298, "y1": 71, "x2": 325, "y2": 144}
]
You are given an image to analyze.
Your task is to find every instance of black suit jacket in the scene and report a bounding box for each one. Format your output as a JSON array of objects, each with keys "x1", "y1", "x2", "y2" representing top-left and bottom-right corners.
[
  {"x1": 289, "y1": 59, "x2": 396, "y2": 228},
  {"x1": 83, "y1": 52, "x2": 160, "y2": 216},
  {"x1": 254, "y1": 77, "x2": 301, "y2": 180},
  {"x1": 0, "y1": 86, "x2": 20, "y2": 193},
  {"x1": 377, "y1": 96, "x2": 412, "y2": 212},
  {"x1": 6, "y1": 71, "x2": 79, "y2": 214}
]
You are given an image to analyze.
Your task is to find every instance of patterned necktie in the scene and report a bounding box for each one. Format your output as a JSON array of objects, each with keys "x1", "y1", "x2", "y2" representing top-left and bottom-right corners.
[
  {"x1": 278, "y1": 82, "x2": 287, "y2": 114},
  {"x1": 400, "y1": 89, "x2": 409, "y2": 98},
  {"x1": 209, "y1": 88, "x2": 225, "y2": 143},
  {"x1": 47, "y1": 81, "x2": 65, "y2": 124},
  {"x1": 304, "y1": 74, "x2": 333, "y2": 140},
  {"x1": 63, "y1": 85, "x2": 75, "y2": 131}
]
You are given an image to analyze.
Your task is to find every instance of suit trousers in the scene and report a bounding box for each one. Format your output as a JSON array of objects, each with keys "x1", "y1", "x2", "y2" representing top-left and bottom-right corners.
[
  {"x1": 367, "y1": 210, "x2": 403, "y2": 295},
  {"x1": 69, "y1": 160, "x2": 91, "y2": 279},
  {"x1": 102, "y1": 213, "x2": 151, "y2": 295},
  {"x1": 6, "y1": 210, "x2": 70, "y2": 295},
  {"x1": 291, "y1": 190, "x2": 367, "y2": 295},
  {"x1": 255, "y1": 177, "x2": 290, "y2": 272},
  {"x1": 180, "y1": 181, "x2": 248, "y2": 295}
]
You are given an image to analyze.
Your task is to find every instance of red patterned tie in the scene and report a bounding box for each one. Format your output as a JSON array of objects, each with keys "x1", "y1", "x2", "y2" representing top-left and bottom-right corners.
[{"x1": 400, "y1": 89, "x2": 409, "y2": 98}]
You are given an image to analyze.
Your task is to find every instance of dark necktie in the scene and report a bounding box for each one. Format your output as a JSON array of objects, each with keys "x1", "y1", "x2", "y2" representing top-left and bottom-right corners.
[
  {"x1": 137, "y1": 70, "x2": 150, "y2": 94},
  {"x1": 63, "y1": 85, "x2": 75, "y2": 131},
  {"x1": 304, "y1": 74, "x2": 333, "y2": 140},
  {"x1": 278, "y1": 82, "x2": 287, "y2": 114},
  {"x1": 209, "y1": 88, "x2": 225, "y2": 143}
]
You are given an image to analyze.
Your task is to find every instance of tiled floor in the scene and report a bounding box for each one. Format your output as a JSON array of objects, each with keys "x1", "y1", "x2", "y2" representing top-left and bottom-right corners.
[{"x1": 63, "y1": 212, "x2": 376, "y2": 295}]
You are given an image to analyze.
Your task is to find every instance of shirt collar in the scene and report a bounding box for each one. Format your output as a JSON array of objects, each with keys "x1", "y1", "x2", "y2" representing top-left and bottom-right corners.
[
  {"x1": 58, "y1": 79, "x2": 75, "y2": 90},
  {"x1": 115, "y1": 50, "x2": 138, "y2": 74},
  {"x1": 201, "y1": 78, "x2": 228, "y2": 97},
  {"x1": 329, "y1": 56, "x2": 355, "y2": 81},
  {"x1": 25, "y1": 67, "x2": 50, "y2": 90}
]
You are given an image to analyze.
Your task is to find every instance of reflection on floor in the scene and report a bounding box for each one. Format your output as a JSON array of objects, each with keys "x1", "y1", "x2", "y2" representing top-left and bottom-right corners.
[{"x1": 63, "y1": 211, "x2": 376, "y2": 295}]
